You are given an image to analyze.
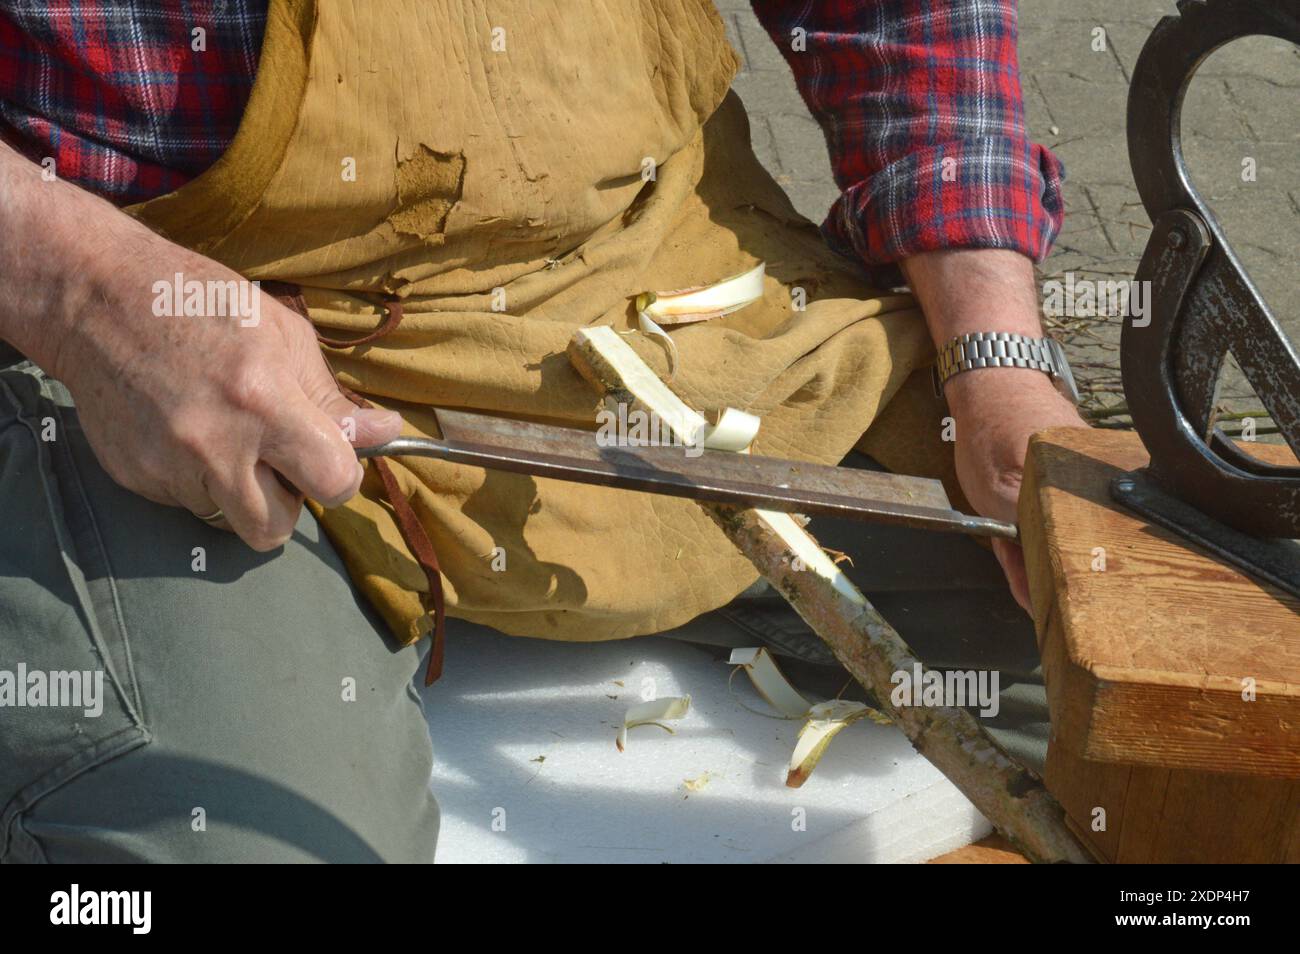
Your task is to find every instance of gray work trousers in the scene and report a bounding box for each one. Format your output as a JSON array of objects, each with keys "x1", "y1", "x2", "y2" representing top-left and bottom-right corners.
[{"x1": 0, "y1": 354, "x2": 1046, "y2": 863}]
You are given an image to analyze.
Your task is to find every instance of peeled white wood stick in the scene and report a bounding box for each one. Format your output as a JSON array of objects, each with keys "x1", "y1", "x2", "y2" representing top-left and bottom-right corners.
[{"x1": 567, "y1": 325, "x2": 1093, "y2": 864}]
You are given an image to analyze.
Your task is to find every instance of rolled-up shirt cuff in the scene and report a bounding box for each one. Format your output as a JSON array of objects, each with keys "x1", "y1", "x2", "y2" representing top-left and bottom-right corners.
[{"x1": 821, "y1": 135, "x2": 1066, "y2": 273}]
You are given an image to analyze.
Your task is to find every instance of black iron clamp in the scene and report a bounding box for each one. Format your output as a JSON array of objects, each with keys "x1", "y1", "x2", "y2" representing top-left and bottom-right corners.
[{"x1": 1113, "y1": 0, "x2": 1300, "y2": 596}]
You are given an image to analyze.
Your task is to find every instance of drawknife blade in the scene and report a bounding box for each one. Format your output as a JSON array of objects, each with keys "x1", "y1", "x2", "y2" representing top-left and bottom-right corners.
[{"x1": 354, "y1": 408, "x2": 1016, "y2": 539}]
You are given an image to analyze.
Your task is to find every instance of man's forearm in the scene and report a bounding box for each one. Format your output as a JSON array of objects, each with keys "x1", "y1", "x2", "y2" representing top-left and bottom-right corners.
[
  {"x1": 0, "y1": 142, "x2": 164, "y2": 377},
  {"x1": 900, "y1": 247, "x2": 1059, "y2": 410},
  {"x1": 901, "y1": 247, "x2": 1042, "y2": 347},
  {"x1": 899, "y1": 247, "x2": 1085, "y2": 612}
]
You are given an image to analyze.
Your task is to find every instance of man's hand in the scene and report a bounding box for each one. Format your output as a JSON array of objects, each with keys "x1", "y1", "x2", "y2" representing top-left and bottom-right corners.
[
  {"x1": 901, "y1": 248, "x2": 1088, "y2": 613},
  {"x1": 0, "y1": 143, "x2": 401, "y2": 550},
  {"x1": 943, "y1": 368, "x2": 1085, "y2": 612},
  {"x1": 56, "y1": 255, "x2": 403, "y2": 550}
]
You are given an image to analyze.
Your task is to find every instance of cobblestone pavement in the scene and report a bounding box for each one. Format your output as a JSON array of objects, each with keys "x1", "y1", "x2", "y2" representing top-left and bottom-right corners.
[{"x1": 719, "y1": 0, "x2": 1298, "y2": 430}]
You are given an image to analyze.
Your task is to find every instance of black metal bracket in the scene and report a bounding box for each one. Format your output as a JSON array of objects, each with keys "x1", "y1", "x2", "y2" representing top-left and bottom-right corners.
[
  {"x1": 1113, "y1": 0, "x2": 1300, "y2": 590},
  {"x1": 1111, "y1": 472, "x2": 1300, "y2": 599}
]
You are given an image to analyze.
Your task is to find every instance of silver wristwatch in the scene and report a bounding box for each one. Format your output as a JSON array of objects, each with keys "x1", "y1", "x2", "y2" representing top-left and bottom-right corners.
[{"x1": 932, "y1": 331, "x2": 1080, "y2": 404}]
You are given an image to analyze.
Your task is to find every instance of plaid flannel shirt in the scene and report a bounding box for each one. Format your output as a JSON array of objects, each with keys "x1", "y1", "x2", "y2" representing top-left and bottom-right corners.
[
  {"x1": 0, "y1": 0, "x2": 1063, "y2": 266},
  {"x1": 0, "y1": 0, "x2": 267, "y2": 204},
  {"x1": 750, "y1": 0, "x2": 1065, "y2": 268}
]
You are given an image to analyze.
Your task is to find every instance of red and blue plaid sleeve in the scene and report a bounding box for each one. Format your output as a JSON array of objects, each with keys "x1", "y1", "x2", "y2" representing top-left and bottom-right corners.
[
  {"x1": 0, "y1": 1, "x2": 266, "y2": 205},
  {"x1": 749, "y1": 0, "x2": 1065, "y2": 268}
]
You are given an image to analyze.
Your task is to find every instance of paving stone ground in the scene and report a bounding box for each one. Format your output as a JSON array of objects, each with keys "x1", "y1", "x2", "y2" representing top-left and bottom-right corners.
[{"x1": 718, "y1": 0, "x2": 1298, "y2": 430}]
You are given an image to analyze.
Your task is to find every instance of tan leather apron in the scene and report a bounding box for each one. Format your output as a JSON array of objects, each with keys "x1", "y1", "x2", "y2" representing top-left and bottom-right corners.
[{"x1": 127, "y1": 0, "x2": 953, "y2": 655}]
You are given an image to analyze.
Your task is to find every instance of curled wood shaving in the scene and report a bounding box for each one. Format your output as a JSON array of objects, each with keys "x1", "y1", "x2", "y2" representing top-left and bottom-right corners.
[
  {"x1": 616, "y1": 695, "x2": 691, "y2": 752},
  {"x1": 729, "y1": 647, "x2": 888, "y2": 787}
]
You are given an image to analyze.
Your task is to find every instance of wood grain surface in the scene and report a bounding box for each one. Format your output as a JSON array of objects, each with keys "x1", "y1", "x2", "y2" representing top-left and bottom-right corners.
[{"x1": 1020, "y1": 427, "x2": 1299, "y2": 777}]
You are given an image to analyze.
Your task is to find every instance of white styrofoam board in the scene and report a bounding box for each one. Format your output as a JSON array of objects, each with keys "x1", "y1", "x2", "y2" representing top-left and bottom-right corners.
[{"x1": 419, "y1": 627, "x2": 991, "y2": 863}]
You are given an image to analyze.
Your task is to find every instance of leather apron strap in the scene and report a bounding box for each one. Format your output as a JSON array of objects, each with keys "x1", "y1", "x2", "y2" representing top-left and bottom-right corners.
[{"x1": 264, "y1": 281, "x2": 446, "y2": 685}]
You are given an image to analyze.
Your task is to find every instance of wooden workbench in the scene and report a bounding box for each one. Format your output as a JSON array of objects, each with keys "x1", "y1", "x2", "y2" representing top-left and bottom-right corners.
[{"x1": 1019, "y1": 427, "x2": 1300, "y2": 863}]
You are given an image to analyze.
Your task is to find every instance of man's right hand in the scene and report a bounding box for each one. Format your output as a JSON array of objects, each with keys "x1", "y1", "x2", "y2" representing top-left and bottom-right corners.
[
  {"x1": 56, "y1": 252, "x2": 404, "y2": 550},
  {"x1": 0, "y1": 143, "x2": 402, "y2": 551}
]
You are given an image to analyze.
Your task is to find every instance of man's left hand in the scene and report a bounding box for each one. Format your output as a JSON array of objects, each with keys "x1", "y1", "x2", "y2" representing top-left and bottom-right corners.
[
  {"x1": 900, "y1": 248, "x2": 1090, "y2": 615},
  {"x1": 943, "y1": 368, "x2": 1088, "y2": 613}
]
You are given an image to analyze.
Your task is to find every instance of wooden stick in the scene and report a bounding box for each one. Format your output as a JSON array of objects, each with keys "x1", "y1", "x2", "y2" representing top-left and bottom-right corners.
[{"x1": 568, "y1": 326, "x2": 1093, "y2": 864}]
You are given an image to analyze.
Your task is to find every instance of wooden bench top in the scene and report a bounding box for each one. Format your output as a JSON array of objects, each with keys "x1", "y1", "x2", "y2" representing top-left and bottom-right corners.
[{"x1": 1019, "y1": 427, "x2": 1300, "y2": 778}]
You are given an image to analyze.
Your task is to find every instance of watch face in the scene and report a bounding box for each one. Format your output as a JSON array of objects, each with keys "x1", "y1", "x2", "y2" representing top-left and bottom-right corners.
[{"x1": 1047, "y1": 338, "x2": 1081, "y2": 404}]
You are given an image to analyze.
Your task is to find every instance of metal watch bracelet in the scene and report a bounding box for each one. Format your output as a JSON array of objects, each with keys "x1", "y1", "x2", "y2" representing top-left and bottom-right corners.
[{"x1": 932, "y1": 331, "x2": 1081, "y2": 404}]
